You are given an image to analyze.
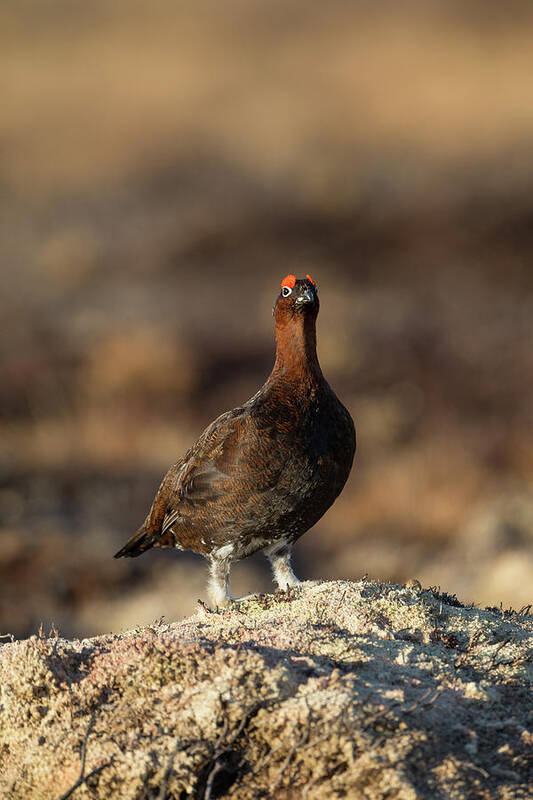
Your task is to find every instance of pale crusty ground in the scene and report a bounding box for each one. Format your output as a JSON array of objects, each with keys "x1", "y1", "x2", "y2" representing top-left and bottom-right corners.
[{"x1": 1, "y1": 580, "x2": 532, "y2": 799}]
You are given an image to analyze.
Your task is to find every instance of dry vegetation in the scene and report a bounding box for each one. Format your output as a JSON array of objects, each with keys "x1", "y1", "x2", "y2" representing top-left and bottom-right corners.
[
  {"x1": 1, "y1": 581, "x2": 532, "y2": 799},
  {"x1": 1, "y1": 2, "x2": 533, "y2": 639}
]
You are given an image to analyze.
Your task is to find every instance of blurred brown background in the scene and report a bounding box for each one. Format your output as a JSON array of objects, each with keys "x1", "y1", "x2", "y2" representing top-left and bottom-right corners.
[{"x1": 1, "y1": 1, "x2": 533, "y2": 639}]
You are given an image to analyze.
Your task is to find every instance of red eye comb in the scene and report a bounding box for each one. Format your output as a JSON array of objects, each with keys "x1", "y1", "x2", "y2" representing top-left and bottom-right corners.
[
  {"x1": 281, "y1": 274, "x2": 296, "y2": 290},
  {"x1": 306, "y1": 274, "x2": 316, "y2": 286}
]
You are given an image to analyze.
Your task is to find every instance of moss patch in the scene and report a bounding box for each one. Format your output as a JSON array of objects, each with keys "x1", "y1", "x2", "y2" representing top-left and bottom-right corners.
[{"x1": 1, "y1": 580, "x2": 532, "y2": 799}]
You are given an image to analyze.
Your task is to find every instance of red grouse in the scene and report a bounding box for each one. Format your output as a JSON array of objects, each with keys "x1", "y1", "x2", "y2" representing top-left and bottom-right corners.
[{"x1": 114, "y1": 275, "x2": 356, "y2": 606}]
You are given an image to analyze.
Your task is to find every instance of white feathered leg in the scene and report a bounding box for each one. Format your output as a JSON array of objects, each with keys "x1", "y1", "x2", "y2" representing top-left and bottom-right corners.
[
  {"x1": 207, "y1": 558, "x2": 231, "y2": 607},
  {"x1": 267, "y1": 546, "x2": 301, "y2": 591}
]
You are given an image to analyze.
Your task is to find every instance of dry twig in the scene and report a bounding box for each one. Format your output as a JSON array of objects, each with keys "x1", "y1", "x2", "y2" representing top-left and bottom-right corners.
[
  {"x1": 156, "y1": 740, "x2": 181, "y2": 800},
  {"x1": 58, "y1": 713, "x2": 114, "y2": 800}
]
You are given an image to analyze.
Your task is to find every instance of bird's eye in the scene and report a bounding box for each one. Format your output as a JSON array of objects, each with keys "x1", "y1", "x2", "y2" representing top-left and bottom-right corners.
[{"x1": 281, "y1": 286, "x2": 292, "y2": 297}]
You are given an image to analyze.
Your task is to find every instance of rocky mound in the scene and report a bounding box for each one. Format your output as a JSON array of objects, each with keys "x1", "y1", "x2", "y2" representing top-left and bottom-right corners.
[{"x1": 1, "y1": 580, "x2": 532, "y2": 799}]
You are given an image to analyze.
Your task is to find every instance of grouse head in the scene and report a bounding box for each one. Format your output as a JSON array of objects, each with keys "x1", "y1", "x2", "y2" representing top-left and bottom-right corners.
[{"x1": 274, "y1": 274, "x2": 319, "y2": 324}]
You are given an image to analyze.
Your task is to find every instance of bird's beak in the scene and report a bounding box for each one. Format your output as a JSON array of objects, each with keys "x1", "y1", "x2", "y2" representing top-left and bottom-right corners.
[{"x1": 295, "y1": 288, "x2": 315, "y2": 306}]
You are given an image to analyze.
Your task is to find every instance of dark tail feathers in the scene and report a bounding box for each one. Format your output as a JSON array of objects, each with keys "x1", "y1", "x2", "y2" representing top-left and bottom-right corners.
[{"x1": 114, "y1": 524, "x2": 154, "y2": 558}]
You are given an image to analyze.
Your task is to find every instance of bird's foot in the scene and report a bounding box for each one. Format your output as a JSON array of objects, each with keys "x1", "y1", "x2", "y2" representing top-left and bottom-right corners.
[
  {"x1": 230, "y1": 592, "x2": 265, "y2": 605},
  {"x1": 205, "y1": 593, "x2": 264, "y2": 613},
  {"x1": 208, "y1": 596, "x2": 232, "y2": 612}
]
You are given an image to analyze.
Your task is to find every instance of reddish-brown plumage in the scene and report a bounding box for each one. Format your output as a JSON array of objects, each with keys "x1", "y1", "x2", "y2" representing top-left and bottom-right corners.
[{"x1": 114, "y1": 276, "x2": 356, "y2": 606}]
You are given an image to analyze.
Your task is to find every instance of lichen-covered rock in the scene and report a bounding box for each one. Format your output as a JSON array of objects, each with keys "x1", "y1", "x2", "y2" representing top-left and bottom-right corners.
[{"x1": 1, "y1": 580, "x2": 532, "y2": 799}]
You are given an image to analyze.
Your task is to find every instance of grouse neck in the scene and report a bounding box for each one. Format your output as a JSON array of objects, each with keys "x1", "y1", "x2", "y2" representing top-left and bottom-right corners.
[{"x1": 271, "y1": 313, "x2": 322, "y2": 384}]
